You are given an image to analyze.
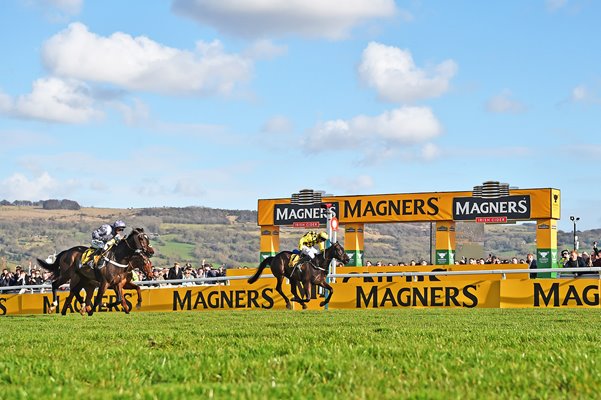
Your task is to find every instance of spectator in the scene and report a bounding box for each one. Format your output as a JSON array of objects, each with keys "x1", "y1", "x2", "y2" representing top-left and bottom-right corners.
[
  {"x1": 564, "y1": 250, "x2": 586, "y2": 276},
  {"x1": 581, "y1": 252, "x2": 590, "y2": 266},
  {"x1": 526, "y1": 253, "x2": 538, "y2": 279},
  {"x1": 182, "y1": 268, "x2": 195, "y2": 287},
  {"x1": 28, "y1": 270, "x2": 44, "y2": 285},
  {"x1": 1, "y1": 269, "x2": 14, "y2": 292},
  {"x1": 16, "y1": 269, "x2": 29, "y2": 294},
  {"x1": 168, "y1": 262, "x2": 183, "y2": 283},
  {"x1": 588, "y1": 252, "x2": 601, "y2": 267},
  {"x1": 558, "y1": 249, "x2": 570, "y2": 268}
]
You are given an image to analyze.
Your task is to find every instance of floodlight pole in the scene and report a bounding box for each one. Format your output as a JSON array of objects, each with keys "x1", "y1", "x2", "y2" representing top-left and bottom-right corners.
[{"x1": 570, "y1": 216, "x2": 580, "y2": 251}]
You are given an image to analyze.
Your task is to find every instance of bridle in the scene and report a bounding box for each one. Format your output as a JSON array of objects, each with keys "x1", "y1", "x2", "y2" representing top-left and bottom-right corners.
[{"x1": 122, "y1": 229, "x2": 152, "y2": 257}]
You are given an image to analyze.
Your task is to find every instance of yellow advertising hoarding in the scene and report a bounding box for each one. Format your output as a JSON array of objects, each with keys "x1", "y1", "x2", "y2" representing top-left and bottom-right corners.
[
  {"x1": 5, "y1": 276, "x2": 599, "y2": 315},
  {"x1": 258, "y1": 188, "x2": 559, "y2": 226},
  {"x1": 501, "y1": 279, "x2": 601, "y2": 308},
  {"x1": 335, "y1": 265, "x2": 529, "y2": 281}
]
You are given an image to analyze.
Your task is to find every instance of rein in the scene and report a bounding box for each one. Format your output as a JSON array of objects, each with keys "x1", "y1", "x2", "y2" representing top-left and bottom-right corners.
[{"x1": 101, "y1": 256, "x2": 130, "y2": 269}]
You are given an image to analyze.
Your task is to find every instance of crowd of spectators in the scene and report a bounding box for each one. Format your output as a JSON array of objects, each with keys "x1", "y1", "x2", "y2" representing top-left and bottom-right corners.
[
  {"x1": 4, "y1": 245, "x2": 601, "y2": 294},
  {"x1": 0, "y1": 265, "x2": 51, "y2": 293},
  {"x1": 364, "y1": 254, "x2": 527, "y2": 267},
  {"x1": 0, "y1": 259, "x2": 230, "y2": 293},
  {"x1": 148, "y1": 260, "x2": 227, "y2": 287}
]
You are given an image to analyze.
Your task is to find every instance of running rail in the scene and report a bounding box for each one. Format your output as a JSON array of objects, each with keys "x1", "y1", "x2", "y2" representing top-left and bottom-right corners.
[{"x1": 2, "y1": 267, "x2": 601, "y2": 292}]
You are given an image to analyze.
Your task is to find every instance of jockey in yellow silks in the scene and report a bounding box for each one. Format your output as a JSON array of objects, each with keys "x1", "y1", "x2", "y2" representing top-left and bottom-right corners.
[{"x1": 290, "y1": 231, "x2": 328, "y2": 267}]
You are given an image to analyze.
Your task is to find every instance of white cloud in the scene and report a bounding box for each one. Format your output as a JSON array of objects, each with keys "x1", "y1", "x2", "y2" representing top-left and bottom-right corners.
[
  {"x1": 114, "y1": 98, "x2": 151, "y2": 126},
  {"x1": 244, "y1": 40, "x2": 287, "y2": 60},
  {"x1": 358, "y1": 42, "x2": 457, "y2": 103},
  {"x1": 0, "y1": 90, "x2": 12, "y2": 112},
  {"x1": 420, "y1": 143, "x2": 441, "y2": 161},
  {"x1": 261, "y1": 115, "x2": 293, "y2": 134},
  {"x1": 4, "y1": 77, "x2": 103, "y2": 123},
  {"x1": 46, "y1": 0, "x2": 82, "y2": 14},
  {"x1": 42, "y1": 22, "x2": 252, "y2": 96},
  {"x1": 486, "y1": 89, "x2": 527, "y2": 114},
  {"x1": 303, "y1": 106, "x2": 442, "y2": 153},
  {"x1": 172, "y1": 0, "x2": 397, "y2": 40},
  {"x1": 0, "y1": 172, "x2": 76, "y2": 200},
  {"x1": 172, "y1": 178, "x2": 207, "y2": 197},
  {"x1": 327, "y1": 175, "x2": 374, "y2": 193},
  {"x1": 27, "y1": 0, "x2": 83, "y2": 20},
  {"x1": 571, "y1": 85, "x2": 588, "y2": 101},
  {"x1": 546, "y1": 0, "x2": 567, "y2": 12}
]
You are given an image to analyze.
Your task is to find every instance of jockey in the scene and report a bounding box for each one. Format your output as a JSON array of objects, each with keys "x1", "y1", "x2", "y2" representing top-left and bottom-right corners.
[
  {"x1": 85, "y1": 220, "x2": 127, "y2": 269},
  {"x1": 290, "y1": 231, "x2": 328, "y2": 267}
]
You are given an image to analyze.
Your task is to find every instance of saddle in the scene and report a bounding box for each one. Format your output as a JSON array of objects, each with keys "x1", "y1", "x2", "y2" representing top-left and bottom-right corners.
[
  {"x1": 81, "y1": 246, "x2": 110, "y2": 268},
  {"x1": 81, "y1": 248, "x2": 99, "y2": 266}
]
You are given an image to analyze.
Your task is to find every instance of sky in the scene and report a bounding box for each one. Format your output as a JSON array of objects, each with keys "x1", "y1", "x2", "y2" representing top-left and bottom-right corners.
[{"x1": 0, "y1": 0, "x2": 600, "y2": 231}]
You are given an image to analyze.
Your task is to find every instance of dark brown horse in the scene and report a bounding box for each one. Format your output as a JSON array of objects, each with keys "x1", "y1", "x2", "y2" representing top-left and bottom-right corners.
[
  {"x1": 247, "y1": 242, "x2": 349, "y2": 309},
  {"x1": 71, "y1": 251, "x2": 153, "y2": 316},
  {"x1": 37, "y1": 228, "x2": 153, "y2": 315}
]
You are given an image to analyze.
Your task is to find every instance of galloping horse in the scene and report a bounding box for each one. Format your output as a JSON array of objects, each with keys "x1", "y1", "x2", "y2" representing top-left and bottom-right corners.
[
  {"x1": 37, "y1": 228, "x2": 153, "y2": 315},
  {"x1": 247, "y1": 242, "x2": 350, "y2": 309},
  {"x1": 65, "y1": 251, "x2": 152, "y2": 316}
]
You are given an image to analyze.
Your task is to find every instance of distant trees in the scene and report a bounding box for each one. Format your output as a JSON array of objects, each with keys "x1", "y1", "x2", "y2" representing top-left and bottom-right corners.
[
  {"x1": 0, "y1": 199, "x2": 81, "y2": 210},
  {"x1": 42, "y1": 199, "x2": 80, "y2": 210}
]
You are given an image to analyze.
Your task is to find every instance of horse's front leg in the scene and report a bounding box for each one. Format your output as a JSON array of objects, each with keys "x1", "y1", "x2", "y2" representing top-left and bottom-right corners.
[
  {"x1": 124, "y1": 281, "x2": 142, "y2": 309},
  {"x1": 302, "y1": 276, "x2": 313, "y2": 303},
  {"x1": 115, "y1": 281, "x2": 130, "y2": 314},
  {"x1": 289, "y1": 281, "x2": 308, "y2": 309},
  {"x1": 319, "y1": 279, "x2": 334, "y2": 308}
]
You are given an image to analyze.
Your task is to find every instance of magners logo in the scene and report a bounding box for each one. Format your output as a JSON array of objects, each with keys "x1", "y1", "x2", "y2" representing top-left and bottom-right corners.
[
  {"x1": 344, "y1": 197, "x2": 439, "y2": 219},
  {"x1": 274, "y1": 203, "x2": 339, "y2": 226},
  {"x1": 453, "y1": 195, "x2": 530, "y2": 221}
]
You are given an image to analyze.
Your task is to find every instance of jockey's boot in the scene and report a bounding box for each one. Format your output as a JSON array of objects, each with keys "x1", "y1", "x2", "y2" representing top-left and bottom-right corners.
[{"x1": 93, "y1": 264, "x2": 103, "y2": 283}]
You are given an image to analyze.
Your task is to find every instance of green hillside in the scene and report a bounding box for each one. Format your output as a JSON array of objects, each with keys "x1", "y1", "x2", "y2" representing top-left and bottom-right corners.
[{"x1": 1, "y1": 205, "x2": 599, "y2": 271}]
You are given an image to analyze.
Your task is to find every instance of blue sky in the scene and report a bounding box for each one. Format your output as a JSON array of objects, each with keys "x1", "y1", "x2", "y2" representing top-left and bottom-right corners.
[{"x1": 0, "y1": 0, "x2": 600, "y2": 231}]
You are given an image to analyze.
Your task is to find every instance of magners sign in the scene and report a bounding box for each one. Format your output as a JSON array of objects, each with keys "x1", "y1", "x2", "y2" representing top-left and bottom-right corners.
[
  {"x1": 274, "y1": 203, "x2": 339, "y2": 226},
  {"x1": 453, "y1": 195, "x2": 531, "y2": 221}
]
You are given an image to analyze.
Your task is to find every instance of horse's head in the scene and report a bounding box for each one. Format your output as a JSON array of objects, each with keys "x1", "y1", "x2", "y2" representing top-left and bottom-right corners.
[
  {"x1": 124, "y1": 228, "x2": 154, "y2": 257},
  {"x1": 329, "y1": 242, "x2": 350, "y2": 265},
  {"x1": 129, "y1": 252, "x2": 153, "y2": 279}
]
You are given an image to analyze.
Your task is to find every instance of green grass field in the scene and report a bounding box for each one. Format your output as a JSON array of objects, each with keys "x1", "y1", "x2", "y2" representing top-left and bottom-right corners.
[{"x1": 2, "y1": 309, "x2": 601, "y2": 399}]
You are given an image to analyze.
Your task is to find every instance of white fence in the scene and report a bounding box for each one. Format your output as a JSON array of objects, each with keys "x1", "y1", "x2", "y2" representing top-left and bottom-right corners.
[{"x1": 2, "y1": 267, "x2": 601, "y2": 293}]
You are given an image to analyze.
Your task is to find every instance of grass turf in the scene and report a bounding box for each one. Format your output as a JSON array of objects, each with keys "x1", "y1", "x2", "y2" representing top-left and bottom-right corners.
[{"x1": 1, "y1": 309, "x2": 601, "y2": 399}]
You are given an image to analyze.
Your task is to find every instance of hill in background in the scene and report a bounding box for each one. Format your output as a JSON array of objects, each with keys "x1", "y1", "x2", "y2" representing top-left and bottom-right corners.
[{"x1": 1, "y1": 205, "x2": 599, "y2": 270}]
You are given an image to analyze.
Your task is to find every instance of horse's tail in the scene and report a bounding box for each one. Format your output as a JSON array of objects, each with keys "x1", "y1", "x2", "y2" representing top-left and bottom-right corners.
[
  {"x1": 37, "y1": 257, "x2": 60, "y2": 280},
  {"x1": 248, "y1": 256, "x2": 274, "y2": 284}
]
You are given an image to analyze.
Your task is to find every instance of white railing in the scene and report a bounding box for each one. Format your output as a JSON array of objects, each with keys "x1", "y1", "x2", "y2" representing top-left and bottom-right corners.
[{"x1": 1, "y1": 267, "x2": 600, "y2": 293}]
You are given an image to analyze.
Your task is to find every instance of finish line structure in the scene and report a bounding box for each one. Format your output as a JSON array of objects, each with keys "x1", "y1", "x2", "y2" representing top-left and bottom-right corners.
[{"x1": 257, "y1": 183, "x2": 561, "y2": 277}]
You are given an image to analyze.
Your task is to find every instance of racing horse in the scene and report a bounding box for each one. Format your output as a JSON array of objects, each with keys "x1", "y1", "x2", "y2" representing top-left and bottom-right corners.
[
  {"x1": 247, "y1": 242, "x2": 349, "y2": 309},
  {"x1": 37, "y1": 227, "x2": 153, "y2": 315},
  {"x1": 68, "y1": 251, "x2": 153, "y2": 316}
]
